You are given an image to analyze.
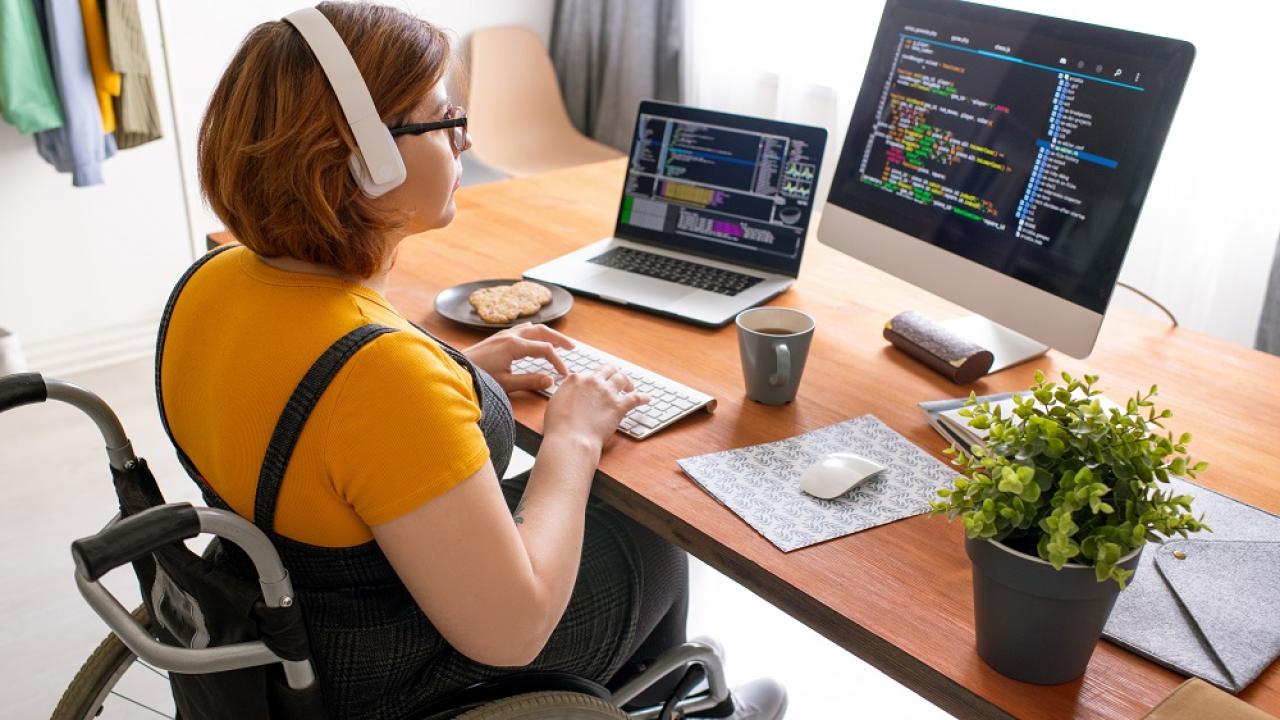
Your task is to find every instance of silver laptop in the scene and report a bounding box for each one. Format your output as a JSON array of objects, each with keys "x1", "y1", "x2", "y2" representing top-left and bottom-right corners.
[{"x1": 524, "y1": 101, "x2": 828, "y2": 327}]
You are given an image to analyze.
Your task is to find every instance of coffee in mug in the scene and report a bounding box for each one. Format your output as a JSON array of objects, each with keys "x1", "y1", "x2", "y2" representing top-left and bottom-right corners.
[{"x1": 734, "y1": 308, "x2": 816, "y2": 405}]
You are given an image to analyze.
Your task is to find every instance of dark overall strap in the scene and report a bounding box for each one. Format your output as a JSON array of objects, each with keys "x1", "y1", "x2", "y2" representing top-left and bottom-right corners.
[
  {"x1": 155, "y1": 245, "x2": 237, "y2": 482},
  {"x1": 253, "y1": 324, "x2": 397, "y2": 535}
]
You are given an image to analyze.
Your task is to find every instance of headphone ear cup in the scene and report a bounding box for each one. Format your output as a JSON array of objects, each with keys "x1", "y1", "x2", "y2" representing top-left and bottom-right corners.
[
  {"x1": 348, "y1": 147, "x2": 407, "y2": 198},
  {"x1": 283, "y1": 8, "x2": 407, "y2": 198}
]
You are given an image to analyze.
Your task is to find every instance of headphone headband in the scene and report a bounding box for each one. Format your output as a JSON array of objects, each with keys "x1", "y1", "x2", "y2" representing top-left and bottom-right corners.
[{"x1": 283, "y1": 7, "x2": 407, "y2": 197}]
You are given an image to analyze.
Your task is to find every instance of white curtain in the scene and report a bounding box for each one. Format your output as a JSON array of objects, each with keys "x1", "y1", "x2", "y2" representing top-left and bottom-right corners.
[{"x1": 684, "y1": 0, "x2": 1280, "y2": 348}]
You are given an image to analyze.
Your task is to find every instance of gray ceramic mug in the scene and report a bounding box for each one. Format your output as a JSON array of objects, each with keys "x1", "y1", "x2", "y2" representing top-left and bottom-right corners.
[{"x1": 735, "y1": 307, "x2": 815, "y2": 405}]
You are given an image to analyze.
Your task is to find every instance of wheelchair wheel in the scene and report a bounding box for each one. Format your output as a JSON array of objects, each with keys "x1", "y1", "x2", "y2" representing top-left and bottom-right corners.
[
  {"x1": 455, "y1": 690, "x2": 629, "y2": 719},
  {"x1": 51, "y1": 605, "x2": 172, "y2": 720}
]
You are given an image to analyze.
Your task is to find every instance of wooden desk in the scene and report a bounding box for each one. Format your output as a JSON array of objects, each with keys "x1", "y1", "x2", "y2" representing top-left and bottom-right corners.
[{"x1": 210, "y1": 159, "x2": 1280, "y2": 719}]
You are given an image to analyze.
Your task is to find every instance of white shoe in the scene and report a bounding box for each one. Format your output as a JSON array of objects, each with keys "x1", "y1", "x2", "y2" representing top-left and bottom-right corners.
[
  {"x1": 690, "y1": 635, "x2": 726, "y2": 674},
  {"x1": 692, "y1": 677, "x2": 788, "y2": 720}
]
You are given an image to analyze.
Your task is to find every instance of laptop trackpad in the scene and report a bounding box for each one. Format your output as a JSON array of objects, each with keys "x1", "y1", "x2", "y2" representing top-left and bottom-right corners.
[{"x1": 587, "y1": 269, "x2": 687, "y2": 305}]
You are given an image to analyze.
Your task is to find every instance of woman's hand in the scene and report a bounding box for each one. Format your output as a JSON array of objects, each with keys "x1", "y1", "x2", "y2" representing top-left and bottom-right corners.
[
  {"x1": 463, "y1": 323, "x2": 574, "y2": 394},
  {"x1": 544, "y1": 365, "x2": 649, "y2": 452}
]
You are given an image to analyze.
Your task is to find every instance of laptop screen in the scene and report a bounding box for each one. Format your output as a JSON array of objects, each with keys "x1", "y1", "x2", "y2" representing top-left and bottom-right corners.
[{"x1": 614, "y1": 101, "x2": 828, "y2": 278}]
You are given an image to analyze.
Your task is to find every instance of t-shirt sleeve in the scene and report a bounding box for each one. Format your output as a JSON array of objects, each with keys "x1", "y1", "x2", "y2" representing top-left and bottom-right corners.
[{"x1": 323, "y1": 332, "x2": 491, "y2": 527}]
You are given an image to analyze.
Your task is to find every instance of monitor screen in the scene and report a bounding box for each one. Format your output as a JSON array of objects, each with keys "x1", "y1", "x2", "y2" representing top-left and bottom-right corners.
[
  {"x1": 615, "y1": 101, "x2": 828, "y2": 277},
  {"x1": 826, "y1": 0, "x2": 1194, "y2": 313}
]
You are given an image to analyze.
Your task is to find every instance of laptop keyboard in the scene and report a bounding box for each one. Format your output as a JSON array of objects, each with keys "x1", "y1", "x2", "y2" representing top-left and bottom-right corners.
[
  {"x1": 510, "y1": 337, "x2": 716, "y2": 439},
  {"x1": 588, "y1": 246, "x2": 764, "y2": 297}
]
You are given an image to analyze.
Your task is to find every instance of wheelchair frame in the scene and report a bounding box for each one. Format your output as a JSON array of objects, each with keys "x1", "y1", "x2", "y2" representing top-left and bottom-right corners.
[{"x1": 1, "y1": 373, "x2": 732, "y2": 719}]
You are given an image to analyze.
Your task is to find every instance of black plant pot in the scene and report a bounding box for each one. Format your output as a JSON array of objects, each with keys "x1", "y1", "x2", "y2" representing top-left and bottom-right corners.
[{"x1": 964, "y1": 536, "x2": 1144, "y2": 684}]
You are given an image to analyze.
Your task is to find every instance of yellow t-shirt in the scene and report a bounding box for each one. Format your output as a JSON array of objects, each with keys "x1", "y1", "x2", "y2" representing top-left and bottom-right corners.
[{"x1": 160, "y1": 246, "x2": 491, "y2": 547}]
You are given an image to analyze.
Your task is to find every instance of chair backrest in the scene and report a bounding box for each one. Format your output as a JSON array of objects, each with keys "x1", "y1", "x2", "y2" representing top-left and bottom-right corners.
[
  {"x1": 468, "y1": 26, "x2": 574, "y2": 143},
  {"x1": 466, "y1": 25, "x2": 621, "y2": 175}
]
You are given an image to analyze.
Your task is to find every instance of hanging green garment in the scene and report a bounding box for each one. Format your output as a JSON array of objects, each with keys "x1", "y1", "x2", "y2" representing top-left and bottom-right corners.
[{"x1": 0, "y1": 0, "x2": 66, "y2": 133}]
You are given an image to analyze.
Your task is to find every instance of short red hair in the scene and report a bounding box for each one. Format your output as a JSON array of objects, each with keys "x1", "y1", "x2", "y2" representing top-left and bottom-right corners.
[{"x1": 198, "y1": 2, "x2": 451, "y2": 277}]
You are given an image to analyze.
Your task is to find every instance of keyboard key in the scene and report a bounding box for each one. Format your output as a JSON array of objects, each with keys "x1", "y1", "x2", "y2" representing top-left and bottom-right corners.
[{"x1": 587, "y1": 246, "x2": 764, "y2": 297}]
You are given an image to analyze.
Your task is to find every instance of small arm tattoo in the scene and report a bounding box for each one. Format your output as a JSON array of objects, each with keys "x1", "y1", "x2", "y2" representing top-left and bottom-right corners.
[{"x1": 513, "y1": 498, "x2": 526, "y2": 525}]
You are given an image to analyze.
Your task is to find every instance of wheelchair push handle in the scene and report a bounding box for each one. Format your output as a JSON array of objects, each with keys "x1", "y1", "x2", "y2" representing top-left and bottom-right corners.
[
  {"x1": 72, "y1": 504, "x2": 317, "y2": 690},
  {"x1": 72, "y1": 503, "x2": 202, "y2": 582},
  {"x1": 0, "y1": 373, "x2": 136, "y2": 470},
  {"x1": 0, "y1": 372, "x2": 47, "y2": 413}
]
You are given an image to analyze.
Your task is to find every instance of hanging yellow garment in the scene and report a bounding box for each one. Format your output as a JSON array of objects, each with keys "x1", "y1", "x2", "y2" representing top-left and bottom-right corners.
[{"x1": 79, "y1": 0, "x2": 121, "y2": 134}]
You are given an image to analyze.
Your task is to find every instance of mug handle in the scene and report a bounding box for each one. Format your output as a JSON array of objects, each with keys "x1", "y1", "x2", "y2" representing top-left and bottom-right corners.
[{"x1": 770, "y1": 342, "x2": 791, "y2": 387}]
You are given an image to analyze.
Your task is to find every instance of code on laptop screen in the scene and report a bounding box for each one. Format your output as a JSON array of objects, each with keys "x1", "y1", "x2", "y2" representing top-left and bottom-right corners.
[{"x1": 615, "y1": 102, "x2": 827, "y2": 277}]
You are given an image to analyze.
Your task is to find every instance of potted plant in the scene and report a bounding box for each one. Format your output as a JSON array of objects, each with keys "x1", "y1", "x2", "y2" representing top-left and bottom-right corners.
[{"x1": 930, "y1": 370, "x2": 1209, "y2": 684}]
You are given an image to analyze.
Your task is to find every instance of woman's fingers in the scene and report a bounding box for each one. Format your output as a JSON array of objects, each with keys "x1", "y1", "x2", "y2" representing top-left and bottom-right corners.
[
  {"x1": 517, "y1": 323, "x2": 574, "y2": 350},
  {"x1": 622, "y1": 391, "x2": 651, "y2": 414},
  {"x1": 606, "y1": 369, "x2": 634, "y2": 394},
  {"x1": 519, "y1": 338, "x2": 568, "y2": 377},
  {"x1": 502, "y1": 370, "x2": 555, "y2": 392}
]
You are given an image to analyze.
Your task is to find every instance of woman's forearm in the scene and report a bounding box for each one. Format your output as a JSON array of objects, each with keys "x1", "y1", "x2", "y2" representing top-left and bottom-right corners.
[{"x1": 515, "y1": 431, "x2": 602, "y2": 644}]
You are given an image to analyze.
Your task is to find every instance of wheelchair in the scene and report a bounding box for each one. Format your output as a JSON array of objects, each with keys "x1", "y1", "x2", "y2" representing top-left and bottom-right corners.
[{"x1": 0, "y1": 372, "x2": 733, "y2": 720}]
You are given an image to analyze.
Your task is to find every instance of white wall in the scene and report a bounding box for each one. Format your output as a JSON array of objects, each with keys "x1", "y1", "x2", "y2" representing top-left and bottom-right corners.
[
  {"x1": 0, "y1": 0, "x2": 554, "y2": 376},
  {"x1": 0, "y1": 0, "x2": 189, "y2": 375}
]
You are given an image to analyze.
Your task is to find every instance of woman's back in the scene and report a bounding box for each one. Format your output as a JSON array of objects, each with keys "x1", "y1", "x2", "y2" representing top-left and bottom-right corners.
[
  {"x1": 158, "y1": 245, "x2": 539, "y2": 717},
  {"x1": 160, "y1": 245, "x2": 495, "y2": 547}
]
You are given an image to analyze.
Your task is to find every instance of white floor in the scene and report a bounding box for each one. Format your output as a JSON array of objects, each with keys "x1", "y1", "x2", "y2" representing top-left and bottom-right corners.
[{"x1": 0, "y1": 356, "x2": 951, "y2": 719}]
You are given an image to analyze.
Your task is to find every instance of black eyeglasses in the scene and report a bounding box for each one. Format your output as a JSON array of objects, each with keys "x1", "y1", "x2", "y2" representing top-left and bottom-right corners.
[{"x1": 388, "y1": 105, "x2": 469, "y2": 153}]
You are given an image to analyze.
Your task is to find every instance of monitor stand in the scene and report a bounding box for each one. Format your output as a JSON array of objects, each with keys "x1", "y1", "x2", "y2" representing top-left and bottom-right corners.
[{"x1": 941, "y1": 315, "x2": 1049, "y2": 373}]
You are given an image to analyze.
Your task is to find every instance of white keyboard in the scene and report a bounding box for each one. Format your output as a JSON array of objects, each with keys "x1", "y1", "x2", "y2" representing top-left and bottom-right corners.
[{"x1": 510, "y1": 339, "x2": 716, "y2": 439}]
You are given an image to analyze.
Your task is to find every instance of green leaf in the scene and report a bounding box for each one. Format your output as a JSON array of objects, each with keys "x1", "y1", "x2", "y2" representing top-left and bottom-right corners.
[
  {"x1": 1020, "y1": 481, "x2": 1041, "y2": 503},
  {"x1": 998, "y1": 466, "x2": 1024, "y2": 494},
  {"x1": 929, "y1": 371, "x2": 1205, "y2": 587}
]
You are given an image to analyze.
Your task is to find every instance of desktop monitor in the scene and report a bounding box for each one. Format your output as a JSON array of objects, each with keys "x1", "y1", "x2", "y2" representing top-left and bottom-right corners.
[{"x1": 818, "y1": 0, "x2": 1194, "y2": 367}]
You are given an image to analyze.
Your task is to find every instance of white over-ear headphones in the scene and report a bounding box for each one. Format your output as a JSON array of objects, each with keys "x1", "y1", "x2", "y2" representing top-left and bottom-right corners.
[{"x1": 283, "y1": 7, "x2": 407, "y2": 197}]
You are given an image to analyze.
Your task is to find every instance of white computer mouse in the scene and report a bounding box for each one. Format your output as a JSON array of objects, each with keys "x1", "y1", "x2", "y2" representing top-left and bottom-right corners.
[{"x1": 798, "y1": 452, "x2": 886, "y2": 499}]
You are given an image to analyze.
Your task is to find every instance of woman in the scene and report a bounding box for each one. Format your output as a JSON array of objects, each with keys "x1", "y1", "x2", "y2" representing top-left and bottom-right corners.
[{"x1": 159, "y1": 3, "x2": 784, "y2": 719}]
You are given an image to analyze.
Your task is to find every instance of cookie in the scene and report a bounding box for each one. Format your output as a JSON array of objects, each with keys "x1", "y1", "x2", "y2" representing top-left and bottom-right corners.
[
  {"x1": 468, "y1": 282, "x2": 554, "y2": 324},
  {"x1": 511, "y1": 281, "x2": 553, "y2": 307},
  {"x1": 468, "y1": 287, "x2": 523, "y2": 323},
  {"x1": 507, "y1": 288, "x2": 544, "y2": 315}
]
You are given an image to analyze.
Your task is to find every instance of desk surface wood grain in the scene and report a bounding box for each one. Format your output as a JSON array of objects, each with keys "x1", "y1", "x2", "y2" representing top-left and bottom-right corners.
[{"x1": 210, "y1": 159, "x2": 1280, "y2": 720}]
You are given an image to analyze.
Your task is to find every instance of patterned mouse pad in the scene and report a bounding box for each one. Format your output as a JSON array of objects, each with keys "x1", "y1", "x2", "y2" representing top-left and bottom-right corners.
[{"x1": 676, "y1": 415, "x2": 957, "y2": 552}]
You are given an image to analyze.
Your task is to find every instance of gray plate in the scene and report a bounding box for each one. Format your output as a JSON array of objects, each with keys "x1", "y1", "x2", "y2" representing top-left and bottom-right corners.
[{"x1": 434, "y1": 279, "x2": 573, "y2": 330}]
